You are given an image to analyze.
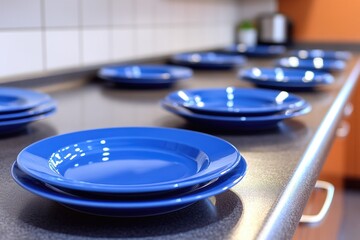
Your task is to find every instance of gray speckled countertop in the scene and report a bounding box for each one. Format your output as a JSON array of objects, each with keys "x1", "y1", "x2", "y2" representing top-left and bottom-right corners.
[{"x1": 0, "y1": 57, "x2": 359, "y2": 240}]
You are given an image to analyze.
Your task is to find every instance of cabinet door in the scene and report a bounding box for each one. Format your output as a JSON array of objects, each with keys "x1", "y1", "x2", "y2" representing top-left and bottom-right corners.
[
  {"x1": 346, "y1": 89, "x2": 360, "y2": 179},
  {"x1": 293, "y1": 102, "x2": 353, "y2": 239}
]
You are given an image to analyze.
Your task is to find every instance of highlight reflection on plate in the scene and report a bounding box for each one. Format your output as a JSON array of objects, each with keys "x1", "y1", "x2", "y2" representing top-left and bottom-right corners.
[
  {"x1": 239, "y1": 67, "x2": 334, "y2": 89},
  {"x1": 276, "y1": 57, "x2": 346, "y2": 72},
  {"x1": 171, "y1": 52, "x2": 246, "y2": 69},
  {"x1": 164, "y1": 87, "x2": 306, "y2": 116},
  {"x1": 17, "y1": 127, "x2": 241, "y2": 194}
]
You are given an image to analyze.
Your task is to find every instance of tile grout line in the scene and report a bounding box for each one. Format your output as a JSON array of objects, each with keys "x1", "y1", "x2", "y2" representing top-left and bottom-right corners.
[
  {"x1": 40, "y1": 0, "x2": 47, "y2": 72},
  {"x1": 108, "y1": 0, "x2": 113, "y2": 61},
  {"x1": 78, "y1": 0, "x2": 83, "y2": 67}
]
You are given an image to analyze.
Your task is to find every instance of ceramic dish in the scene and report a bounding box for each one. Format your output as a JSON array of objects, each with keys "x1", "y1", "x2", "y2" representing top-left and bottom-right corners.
[
  {"x1": 290, "y1": 49, "x2": 351, "y2": 60},
  {"x1": 276, "y1": 57, "x2": 346, "y2": 72},
  {"x1": 164, "y1": 87, "x2": 306, "y2": 116},
  {"x1": 98, "y1": 65, "x2": 193, "y2": 87},
  {"x1": 170, "y1": 52, "x2": 246, "y2": 69},
  {"x1": 224, "y1": 44, "x2": 286, "y2": 57},
  {"x1": 0, "y1": 100, "x2": 56, "y2": 121},
  {"x1": 162, "y1": 100, "x2": 311, "y2": 130},
  {"x1": 239, "y1": 67, "x2": 334, "y2": 89},
  {"x1": 17, "y1": 127, "x2": 241, "y2": 194},
  {"x1": 0, "y1": 109, "x2": 56, "y2": 134},
  {"x1": 0, "y1": 87, "x2": 51, "y2": 113},
  {"x1": 12, "y1": 157, "x2": 247, "y2": 217}
]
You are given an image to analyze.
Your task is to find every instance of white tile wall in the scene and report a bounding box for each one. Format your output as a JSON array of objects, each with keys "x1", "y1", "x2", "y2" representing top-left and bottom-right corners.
[
  {"x1": 0, "y1": 0, "x2": 41, "y2": 29},
  {"x1": 135, "y1": 28, "x2": 155, "y2": 58},
  {"x1": 45, "y1": 30, "x2": 81, "y2": 70},
  {"x1": 0, "y1": 0, "x2": 276, "y2": 80},
  {"x1": 135, "y1": 0, "x2": 156, "y2": 26},
  {"x1": 82, "y1": 29, "x2": 111, "y2": 65},
  {"x1": 44, "y1": 0, "x2": 79, "y2": 27},
  {"x1": 111, "y1": 28, "x2": 135, "y2": 61},
  {"x1": 0, "y1": 31, "x2": 43, "y2": 77},
  {"x1": 81, "y1": 0, "x2": 110, "y2": 27},
  {"x1": 111, "y1": 0, "x2": 135, "y2": 26}
]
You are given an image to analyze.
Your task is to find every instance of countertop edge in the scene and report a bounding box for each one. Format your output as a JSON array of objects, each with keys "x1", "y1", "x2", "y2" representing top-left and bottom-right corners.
[{"x1": 257, "y1": 58, "x2": 360, "y2": 240}]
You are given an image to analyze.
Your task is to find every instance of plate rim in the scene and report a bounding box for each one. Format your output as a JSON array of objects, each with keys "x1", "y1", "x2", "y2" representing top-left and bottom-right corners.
[
  {"x1": 239, "y1": 67, "x2": 334, "y2": 87},
  {"x1": 11, "y1": 157, "x2": 247, "y2": 209},
  {"x1": 0, "y1": 87, "x2": 51, "y2": 113},
  {"x1": 98, "y1": 65, "x2": 193, "y2": 82},
  {"x1": 165, "y1": 87, "x2": 306, "y2": 115},
  {"x1": 16, "y1": 127, "x2": 241, "y2": 193}
]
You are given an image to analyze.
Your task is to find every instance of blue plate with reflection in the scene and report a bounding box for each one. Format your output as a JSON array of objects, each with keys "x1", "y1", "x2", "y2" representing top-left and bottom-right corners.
[
  {"x1": 17, "y1": 127, "x2": 241, "y2": 194},
  {"x1": 164, "y1": 87, "x2": 306, "y2": 116},
  {"x1": 161, "y1": 100, "x2": 311, "y2": 130},
  {"x1": 290, "y1": 49, "x2": 351, "y2": 60},
  {"x1": 224, "y1": 44, "x2": 286, "y2": 57},
  {"x1": 239, "y1": 67, "x2": 334, "y2": 89},
  {"x1": 276, "y1": 57, "x2": 346, "y2": 72},
  {"x1": 171, "y1": 52, "x2": 246, "y2": 69},
  {"x1": 12, "y1": 158, "x2": 247, "y2": 217},
  {"x1": 0, "y1": 87, "x2": 51, "y2": 113},
  {"x1": 98, "y1": 65, "x2": 193, "y2": 87}
]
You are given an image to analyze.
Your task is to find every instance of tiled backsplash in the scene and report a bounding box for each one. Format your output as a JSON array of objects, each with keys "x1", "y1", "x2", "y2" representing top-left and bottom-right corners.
[{"x1": 0, "y1": 0, "x2": 276, "y2": 81}]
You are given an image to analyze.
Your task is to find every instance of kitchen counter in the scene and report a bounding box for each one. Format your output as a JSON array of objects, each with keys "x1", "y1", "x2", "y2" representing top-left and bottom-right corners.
[{"x1": 0, "y1": 56, "x2": 359, "y2": 240}]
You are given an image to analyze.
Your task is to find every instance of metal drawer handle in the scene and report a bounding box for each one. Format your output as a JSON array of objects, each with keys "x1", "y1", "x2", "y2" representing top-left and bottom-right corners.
[
  {"x1": 336, "y1": 120, "x2": 350, "y2": 138},
  {"x1": 344, "y1": 102, "x2": 353, "y2": 117},
  {"x1": 300, "y1": 180, "x2": 335, "y2": 224}
]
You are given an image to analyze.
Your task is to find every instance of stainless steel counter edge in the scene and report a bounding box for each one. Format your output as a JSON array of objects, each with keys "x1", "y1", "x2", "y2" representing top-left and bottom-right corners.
[{"x1": 258, "y1": 58, "x2": 360, "y2": 240}]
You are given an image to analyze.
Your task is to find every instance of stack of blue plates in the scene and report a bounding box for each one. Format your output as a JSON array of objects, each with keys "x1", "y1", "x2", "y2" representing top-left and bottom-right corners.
[
  {"x1": 12, "y1": 127, "x2": 247, "y2": 217},
  {"x1": 239, "y1": 67, "x2": 334, "y2": 90},
  {"x1": 0, "y1": 87, "x2": 56, "y2": 134},
  {"x1": 98, "y1": 65, "x2": 193, "y2": 88},
  {"x1": 276, "y1": 57, "x2": 346, "y2": 72},
  {"x1": 170, "y1": 52, "x2": 247, "y2": 69},
  {"x1": 290, "y1": 49, "x2": 351, "y2": 61},
  {"x1": 223, "y1": 44, "x2": 286, "y2": 57},
  {"x1": 161, "y1": 87, "x2": 311, "y2": 130}
]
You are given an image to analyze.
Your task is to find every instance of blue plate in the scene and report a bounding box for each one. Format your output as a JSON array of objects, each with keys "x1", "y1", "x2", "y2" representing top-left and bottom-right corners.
[
  {"x1": 0, "y1": 108, "x2": 56, "y2": 134},
  {"x1": 0, "y1": 87, "x2": 51, "y2": 113},
  {"x1": 276, "y1": 57, "x2": 346, "y2": 72},
  {"x1": 12, "y1": 158, "x2": 247, "y2": 217},
  {"x1": 0, "y1": 99, "x2": 56, "y2": 121},
  {"x1": 98, "y1": 65, "x2": 193, "y2": 87},
  {"x1": 162, "y1": 100, "x2": 311, "y2": 130},
  {"x1": 290, "y1": 49, "x2": 351, "y2": 60},
  {"x1": 164, "y1": 87, "x2": 306, "y2": 116},
  {"x1": 17, "y1": 127, "x2": 241, "y2": 194},
  {"x1": 171, "y1": 52, "x2": 246, "y2": 69},
  {"x1": 239, "y1": 67, "x2": 334, "y2": 89},
  {"x1": 224, "y1": 44, "x2": 286, "y2": 57}
]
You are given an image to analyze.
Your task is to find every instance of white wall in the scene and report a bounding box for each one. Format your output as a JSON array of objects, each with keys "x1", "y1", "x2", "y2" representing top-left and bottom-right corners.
[{"x1": 0, "y1": 0, "x2": 276, "y2": 81}]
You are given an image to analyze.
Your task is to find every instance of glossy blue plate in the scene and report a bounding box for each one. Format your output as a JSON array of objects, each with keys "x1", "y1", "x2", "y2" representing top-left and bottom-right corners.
[
  {"x1": 98, "y1": 65, "x2": 193, "y2": 87},
  {"x1": 0, "y1": 108, "x2": 56, "y2": 134},
  {"x1": 164, "y1": 87, "x2": 306, "y2": 116},
  {"x1": 290, "y1": 49, "x2": 351, "y2": 60},
  {"x1": 224, "y1": 44, "x2": 286, "y2": 57},
  {"x1": 12, "y1": 158, "x2": 247, "y2": 217},
  {"x1": 0, "y1": 99, "x2": 56, "y2": 121},
  {"x1": 0, "y1": 87, "x2": 51, "y2": 113},
  {"x1": 162, "y1": 100, "x2": 311, "y2": 130},
  {"x1": 171, "y1": 52, "x2": 246, "y2": 69},
  {"x1": 17, "y1": 127, "x2": 241, "y2": 193},
  {"x1": 239, "y1": 67, "x2": 334, "y2": 89},
  {"x1": 276, "y1": 57, "x2": 346, "y2": 72}
]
